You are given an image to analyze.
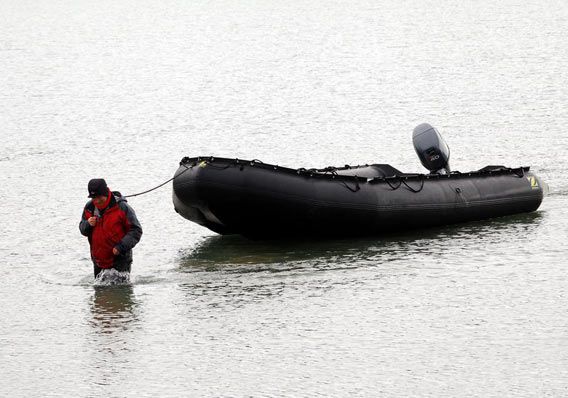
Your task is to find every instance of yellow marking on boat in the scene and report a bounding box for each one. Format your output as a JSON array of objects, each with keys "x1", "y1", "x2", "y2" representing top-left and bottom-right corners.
[
  {"x1": 199, "y1": 161, "x2": 207, "y2": 168},
  {"x1": 526, "y1": 176, "x2": 539, "y2": 189}
]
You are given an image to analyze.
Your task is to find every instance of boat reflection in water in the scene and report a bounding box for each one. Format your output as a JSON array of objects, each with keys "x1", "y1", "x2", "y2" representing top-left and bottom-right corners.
[
  {"x1": 175, "y1": 212, "x2": 543, "y2": 311},
  {"x1": 179, "y1": 211, "x2": 544, "y2": 273}
]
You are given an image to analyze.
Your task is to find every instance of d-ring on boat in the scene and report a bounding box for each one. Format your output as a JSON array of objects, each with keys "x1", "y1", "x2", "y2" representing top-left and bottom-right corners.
[{"x1": 172, "y1": 124, "x2": 544, "y2": 239}]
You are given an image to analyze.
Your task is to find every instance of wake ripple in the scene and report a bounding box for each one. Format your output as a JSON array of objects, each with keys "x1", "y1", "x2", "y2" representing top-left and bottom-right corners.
[{"x1": 93, "y1": 269, "x2": 131, "y2": 286}]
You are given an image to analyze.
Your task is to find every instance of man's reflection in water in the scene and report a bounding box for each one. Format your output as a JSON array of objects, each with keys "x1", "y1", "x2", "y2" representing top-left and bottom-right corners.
[
  {"x1": 87, "y1": 285, "x2": 140, "y2": 388},
  {"x1": 90, "y1": 284, "x2": 139, "y2": 334}
]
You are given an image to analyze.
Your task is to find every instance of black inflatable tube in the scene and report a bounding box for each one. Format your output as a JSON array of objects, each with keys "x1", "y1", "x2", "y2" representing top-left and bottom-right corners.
[{"x1": 172, "y1": 156, "x2": 544, "y2": 239}]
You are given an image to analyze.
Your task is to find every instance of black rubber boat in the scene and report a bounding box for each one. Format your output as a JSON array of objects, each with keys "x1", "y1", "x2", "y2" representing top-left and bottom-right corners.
[{"x1": 172, "y1": 124, "x2": 544, "y2": 239}]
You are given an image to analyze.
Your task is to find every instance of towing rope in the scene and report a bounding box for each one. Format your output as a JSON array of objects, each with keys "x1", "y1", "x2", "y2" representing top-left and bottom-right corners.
[{"x1": 124, "y1": 164, "x2": 191, "y2": 198}]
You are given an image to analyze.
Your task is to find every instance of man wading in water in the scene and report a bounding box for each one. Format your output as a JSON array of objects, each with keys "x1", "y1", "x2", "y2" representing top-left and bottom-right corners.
[{"x1": 79, "y1": 179, "x2": 142, "y2": 279}]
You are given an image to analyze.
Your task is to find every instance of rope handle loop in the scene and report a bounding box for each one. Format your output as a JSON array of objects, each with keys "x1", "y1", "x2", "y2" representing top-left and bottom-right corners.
[
  {"x1": 385, "y1": 176, "x2": 402, "y2": 190},
  {"x1": 401, "y1": 175, "x2": 425, "y2": 193}
]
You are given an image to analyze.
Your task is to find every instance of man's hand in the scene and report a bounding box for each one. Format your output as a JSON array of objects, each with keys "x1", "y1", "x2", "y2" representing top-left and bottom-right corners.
[
  {"x1": 113, "y1": 247, "x2": 120, "y2": 256},
  {"x1": 88, "y1": 217, "x2": 97, "y2": 227}
]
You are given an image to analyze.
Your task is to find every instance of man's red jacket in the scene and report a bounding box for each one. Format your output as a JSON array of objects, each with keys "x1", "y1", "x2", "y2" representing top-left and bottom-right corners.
[{"x1": 79, "y1": 192, "x2": 142, "y2": 269}]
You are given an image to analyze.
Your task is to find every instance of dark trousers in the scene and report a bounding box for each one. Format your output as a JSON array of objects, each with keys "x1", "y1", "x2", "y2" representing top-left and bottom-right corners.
[{"x1": 93, "y1": 259, "x2": 132, "y2": 278}]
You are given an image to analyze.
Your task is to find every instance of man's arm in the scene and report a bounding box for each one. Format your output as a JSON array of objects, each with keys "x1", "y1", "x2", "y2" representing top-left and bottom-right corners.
[
  {"x1": 79, "y1": 205, "x2": 93, "y2": 237},
  {"x1": 115, "y1": 202, "x2": 143, "y2": 253}
]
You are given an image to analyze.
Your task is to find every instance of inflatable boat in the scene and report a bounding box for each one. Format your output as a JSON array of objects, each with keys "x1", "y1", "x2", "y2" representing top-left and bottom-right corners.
[{"x1": 172, "y1": 124, "x2": 544, "y2": 239}]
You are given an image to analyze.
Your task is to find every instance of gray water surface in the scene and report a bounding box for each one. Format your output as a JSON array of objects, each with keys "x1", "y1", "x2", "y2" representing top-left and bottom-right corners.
[{"x1": 1, "y1": 0, "x2": 567, "y2": 396}]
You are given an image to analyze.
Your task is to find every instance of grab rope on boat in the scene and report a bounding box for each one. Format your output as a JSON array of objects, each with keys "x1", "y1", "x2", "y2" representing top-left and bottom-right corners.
[
  {"x1": 296, "y1": 166, "x2": 361, "y2": 192},
  {"x1": 402, "y1": 176, "x2": 425, "y2": 193},
  {"x1": 337, "y1": 177, "x2": 360, "y2": 193},
  {"x1": 384, "y1": 175, "x2": 425, "y2": 193}
]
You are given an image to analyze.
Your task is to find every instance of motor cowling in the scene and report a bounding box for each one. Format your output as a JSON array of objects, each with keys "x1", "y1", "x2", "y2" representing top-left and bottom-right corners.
[{"x1": 412, "y1": 123, "x2": 451, "y2": 174}]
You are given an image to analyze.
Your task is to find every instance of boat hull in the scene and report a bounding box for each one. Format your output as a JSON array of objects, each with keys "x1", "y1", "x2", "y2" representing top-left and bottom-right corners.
[{"x1": 172, "y1": 157, "x2": 544, "y2": 239}]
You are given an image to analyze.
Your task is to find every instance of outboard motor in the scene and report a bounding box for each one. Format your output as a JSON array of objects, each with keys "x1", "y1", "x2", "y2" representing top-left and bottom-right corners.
[{"x1": 412, "y1": 123, "x2": 451, "y2": 174}]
